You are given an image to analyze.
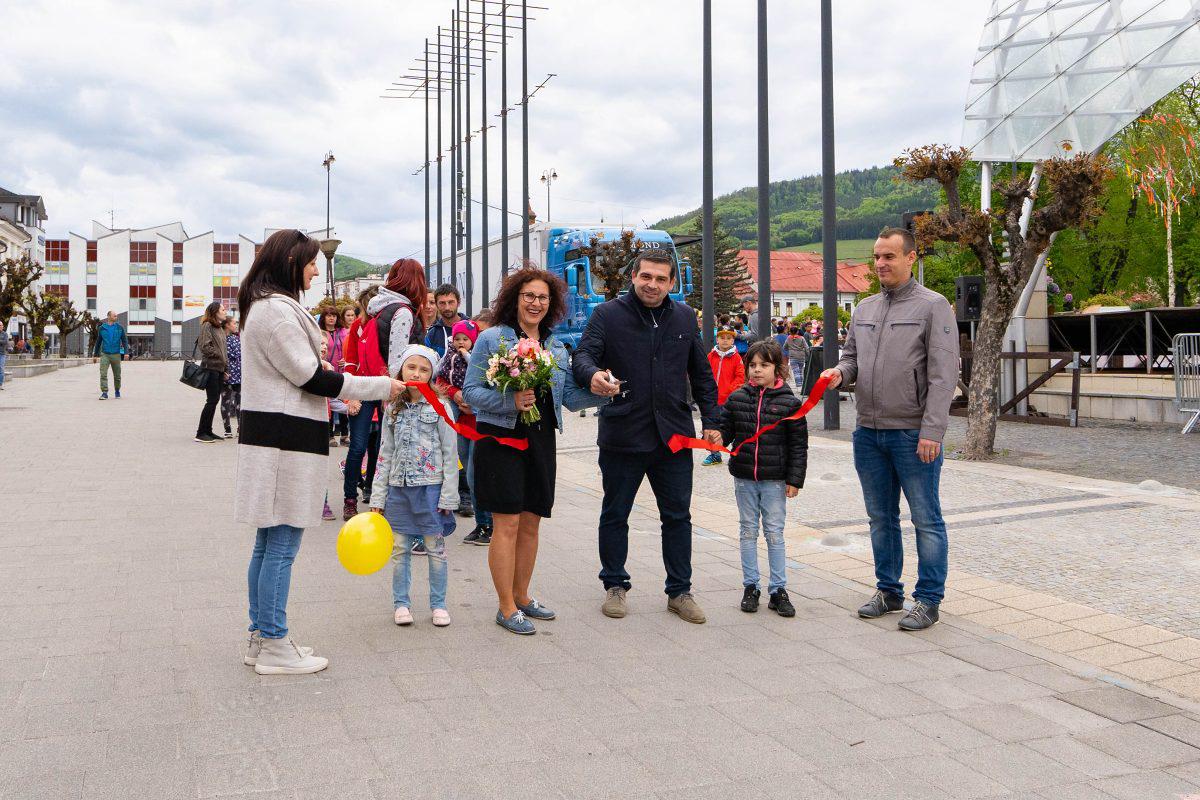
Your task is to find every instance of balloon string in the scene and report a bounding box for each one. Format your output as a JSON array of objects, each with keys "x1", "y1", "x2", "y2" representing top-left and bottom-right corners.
[
  {"x1": 667, "y1": 375, "x2": 832, "y2": 455},
  {"x1": 406, "y1": 381, "x2": 530, "y2": 451}
]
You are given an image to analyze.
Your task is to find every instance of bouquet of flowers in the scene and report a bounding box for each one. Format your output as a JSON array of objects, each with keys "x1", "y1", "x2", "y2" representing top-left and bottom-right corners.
[{"x1": 483, "y1": 337, "x2": 558, "y2": 424}]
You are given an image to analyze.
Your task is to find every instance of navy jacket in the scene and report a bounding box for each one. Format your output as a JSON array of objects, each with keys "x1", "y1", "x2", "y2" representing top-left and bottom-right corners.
[{"x1": 572, "y1": 292, "x2": 721, "y2": 453}]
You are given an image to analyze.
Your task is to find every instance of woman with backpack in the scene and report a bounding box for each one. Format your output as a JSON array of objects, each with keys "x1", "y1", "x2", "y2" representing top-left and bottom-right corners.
[{"x1": 342, "y1": 258, "x2": 427, "y2": 519}]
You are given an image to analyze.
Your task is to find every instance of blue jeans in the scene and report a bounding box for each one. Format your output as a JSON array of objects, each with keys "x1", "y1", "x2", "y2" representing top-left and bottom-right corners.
[
  {"x1": 597, "y1": 445, "x2": 693, "y2": 596},
  {"x1": 789, "y1": 359, "x2": 805, "y2": 388},
  {"x1": 456, "y1": 426, "x2": 473, "y2": 508},
  {"x1": 344, "y1": 401, "x2": 381, "y2": 502},
  {"x1": 852, "y1": 427, "x2": 948, "y2": 605},
  {"x1": 734, "y1": 478, "x2": 788, "y2": 592},
  {"x1": 0, "y1": 351, "x2": 6, "y2": 386},
  {"x1": 247, "y1": 525, "x2": 304, "y2": 639},
  {"x1": 464, "y1": 437, "x2": 492, "y2": 527},
  {"x1": 392, "y1": 535, "x2": 448, "y2": 610}
]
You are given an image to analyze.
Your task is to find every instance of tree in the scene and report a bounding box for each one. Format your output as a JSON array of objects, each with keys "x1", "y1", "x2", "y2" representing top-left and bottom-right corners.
[
  {"x1": 82, "y1": 311, "x2": 102, "y2": 356},
  {"x1": 794, "y1": 304, "x2": 850, "y2": 328},
  {"x1": 49, "y1": 300, "x2": 88, "y2": 357},
  {"x1": 0, "y1": 255, "x2": 44, "y2": 332},
  {"x1": 19, "y1": 289, "x2": 63, "y2": 359},
  {"x1": 578, "y1": 229, "x2": 644, "y2": 301},
  {"x1": 896, "y1": 144, "x2": 1110, "y2": 460},
  {"x1": 1123, "y1": 112, "x2": 1199, "y2": 306},
  {"x1": 679, "y1": 214, "x2": 746, "y2": 313}
]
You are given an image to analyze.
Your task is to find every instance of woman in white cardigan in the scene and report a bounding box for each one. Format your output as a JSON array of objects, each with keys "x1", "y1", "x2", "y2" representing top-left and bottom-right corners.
[{"x1": 234, "y1": 230, "x2": 403, "y2": 675}]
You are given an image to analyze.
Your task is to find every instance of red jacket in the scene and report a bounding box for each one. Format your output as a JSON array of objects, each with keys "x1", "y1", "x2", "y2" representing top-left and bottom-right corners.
[
  {"x1": 708, "y1": 347, "x2": 745, "y2": 405},
  {"x1": 343, "y1": 317, "x2": 363, "y2": 375}
]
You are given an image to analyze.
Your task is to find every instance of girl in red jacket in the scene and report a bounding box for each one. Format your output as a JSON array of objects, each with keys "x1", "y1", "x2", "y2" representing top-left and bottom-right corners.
[{"x1": 703, "y1": 327, "x2": 745, "y2": 466}]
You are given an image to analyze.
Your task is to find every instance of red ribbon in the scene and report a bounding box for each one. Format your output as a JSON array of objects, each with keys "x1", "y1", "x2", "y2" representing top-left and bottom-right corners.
[
  {"x1": 406, "y1": 382, "x2": 530, "y2": 451},
  {"x1": 667, "y1": 375, "x2": 832, "y2": 456}
]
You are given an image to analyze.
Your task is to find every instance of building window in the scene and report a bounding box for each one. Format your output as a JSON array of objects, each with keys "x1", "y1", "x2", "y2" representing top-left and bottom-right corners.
[
  {"x1": 173, "y1": 243, "x2": 183, "y2": 264},
  {"x1": 87, "y1": 299, "x2": 96, "y2": 311},
  {"x1": 785, "y1": 301, "x2": 794, "y2": 316},
  {"x1": 809, "y1": 302, "x2": 818, "y2": 308},
  {"x1": 173, "y1": 265, "x2": 182, "y2": 276},
  {"x1": 844, "y1": 302, "x2": 852, "y2": 312},
  {"x1": 173, "y1": 298, "x2": 182, "y2": 310},
  {"x1": 213, "y1": 243, "x2": 239, "y2": 264},
  {"x1": 86, "y1": 241, "x2": 97, "y2": 262}
]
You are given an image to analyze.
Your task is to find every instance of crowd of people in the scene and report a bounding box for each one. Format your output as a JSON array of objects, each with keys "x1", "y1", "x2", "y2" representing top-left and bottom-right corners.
[{"x1": 218, "y1": 226, "x2": 956, "y2": 676}]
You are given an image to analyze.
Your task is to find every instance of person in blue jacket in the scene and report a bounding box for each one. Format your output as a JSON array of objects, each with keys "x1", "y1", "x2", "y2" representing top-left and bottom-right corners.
[
  {"x1": 572, "y1": 249, "x2": 722, "y2": 626},
  {"x1": 91, "y1": 310, "x2": 128, "y2": 399}
]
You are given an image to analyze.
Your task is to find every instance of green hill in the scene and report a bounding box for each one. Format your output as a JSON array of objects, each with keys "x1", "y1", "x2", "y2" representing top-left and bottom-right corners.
[
  {"x1": 334, "y1": 254, "x2": 385, "y2": 280},
  {"x1": 783, "y1": 238, "x2": 877, "y2": 260},
  {"x1": 656, "y1": 165, "x2": 939, "y2": 249}
]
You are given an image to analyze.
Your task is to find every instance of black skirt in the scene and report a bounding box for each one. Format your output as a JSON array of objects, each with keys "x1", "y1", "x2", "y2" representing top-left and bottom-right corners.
[{"x1": 473, "y1": 392, "x2": 557, "y2": 518}]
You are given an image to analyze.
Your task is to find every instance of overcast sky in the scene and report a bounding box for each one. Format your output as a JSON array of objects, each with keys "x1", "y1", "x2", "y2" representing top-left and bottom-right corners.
[{"x1": 1, "y1": 1, "x2": 986, "y2": 264}]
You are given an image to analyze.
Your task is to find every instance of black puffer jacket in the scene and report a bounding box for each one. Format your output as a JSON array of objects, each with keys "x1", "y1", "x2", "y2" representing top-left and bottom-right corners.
[{"x1": 718, "y1": 382, "x2": 808, "y2": 487}]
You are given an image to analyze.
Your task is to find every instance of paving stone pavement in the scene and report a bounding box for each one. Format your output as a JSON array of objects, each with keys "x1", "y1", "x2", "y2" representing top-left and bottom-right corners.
[{"x1": 4, "y1": 362, "x2": 1200, "y2": 800}]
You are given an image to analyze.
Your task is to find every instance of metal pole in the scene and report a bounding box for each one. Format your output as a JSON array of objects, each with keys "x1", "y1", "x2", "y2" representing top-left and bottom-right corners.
[
  {"x1": 436, "y1": 28, "x2": 444, "y2": 284},
  {"x1": 325, "y1": 157, "x2": 333, "y2": 299},
  {"x1": 820, "y1": 0, "x2": 839, "y2": 429},
  {"x1": 755, "y1": 0, "x2": 770, "y2": 343},
  {"x1": 501, "y1": 3, "x2": 510, "y2": 276},
  {"x1": 1089, "y1": 313, "x2": 1097, "y2": 374},
  {"x1": 1146, "y1": 310, "x2": 1153, "y2": 374},
  {"x1": 464, "y1": 0, "x2": 473, "y2": 313},
  {"x1": 917, "y1": 256, "x2": 924, "y2": 285},
  {"x1": 521, "y1": 0, "x2": 530, "y2": 263},
  {"x1": 546, "y1": 177, "x2": 551, "y2": 221},
  {"x1": 701, "y1": 0, "x2": 715, "y2": 351},
  {"x1": 480, "y1": 7, "x2": 490, "y2": 308},
  {"x1": 424, "y1": 38, "x2": 431, "y2": 280},
  {"x1": 449, "y1": 13, "x2": 458, "y2": 284}
]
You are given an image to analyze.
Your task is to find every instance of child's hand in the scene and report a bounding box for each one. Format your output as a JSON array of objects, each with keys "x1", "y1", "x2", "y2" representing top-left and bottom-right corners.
[
  {"x1": 786, "y1": 485, "x2": 799, "y2": 498},
  {"x1": 369, "y1": 507, "x2": 383, "y2": 514},
  {"x1": 437, "y1": 508, "x2": 453, "y2": 516},
  {"x1": 454, "y1": 395, "x2": 471, "y2": 414}
]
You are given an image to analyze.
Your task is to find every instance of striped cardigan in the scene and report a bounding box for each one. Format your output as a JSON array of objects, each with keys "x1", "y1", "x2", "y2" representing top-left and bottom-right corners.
[{"x1": 234, "y1": 293, "x2": 392, "y2": 529}]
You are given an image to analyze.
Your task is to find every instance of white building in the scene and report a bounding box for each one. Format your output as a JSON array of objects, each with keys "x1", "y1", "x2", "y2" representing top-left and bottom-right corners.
[
  {"x1": 39, "y1": 222, "x2": 335, "y2": 356},
  {"x1": 0, "y1": 187, "x2": 47, "y2": 265}
]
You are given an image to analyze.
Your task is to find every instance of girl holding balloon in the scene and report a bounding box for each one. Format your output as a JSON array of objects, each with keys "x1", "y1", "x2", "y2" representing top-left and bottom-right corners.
[{"x1": 369, "y1": 344, "x2": 459, "y2": 627}]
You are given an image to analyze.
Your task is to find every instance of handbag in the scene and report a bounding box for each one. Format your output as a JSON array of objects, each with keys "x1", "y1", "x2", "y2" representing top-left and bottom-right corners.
[{"x1": 180, "y1": 338, "x2": 209, "y2": 390}]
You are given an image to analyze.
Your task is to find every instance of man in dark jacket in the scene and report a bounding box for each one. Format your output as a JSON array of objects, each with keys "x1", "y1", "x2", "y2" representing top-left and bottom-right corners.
[
  {"x1": 572, "y1": 250, "x2": 721, "y2": 624},
  {"x1": 425, "y1": 284, "x2": 466, "y2": 358}
]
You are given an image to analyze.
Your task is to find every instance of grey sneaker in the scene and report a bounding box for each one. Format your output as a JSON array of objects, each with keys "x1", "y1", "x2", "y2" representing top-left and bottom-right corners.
[
  {"x1": 857, "y1": 590, "x2": 905, "y2": 619},
  {"x1": 898, "y1": 601, "x2": 940, "y2": 631},
  {"x1": 517, "y1": 598, "x2": 555, "y2": 620},
  {"x1": 667, "y1": 592, "x2": 707, "y2": 624},
  {"x1": 244, "y1": 631, "x2": 312, "y2": 666},
  {"x1": 601, "y1": 587, "x2": 627, "y2": 619}
]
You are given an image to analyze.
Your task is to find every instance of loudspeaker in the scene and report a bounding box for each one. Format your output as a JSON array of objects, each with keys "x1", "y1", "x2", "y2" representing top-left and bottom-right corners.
[{"x1": 955, "y1": 275, "x2": 984, "y2": 321}]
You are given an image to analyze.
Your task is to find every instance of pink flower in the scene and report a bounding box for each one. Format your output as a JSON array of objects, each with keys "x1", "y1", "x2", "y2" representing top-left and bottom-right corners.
[
  {"x1": 508, "y1": 367, "x2": 521, "y2": 377},
  {"x1": 516, "y1": 339, "x2": 542, "y2": 358}
]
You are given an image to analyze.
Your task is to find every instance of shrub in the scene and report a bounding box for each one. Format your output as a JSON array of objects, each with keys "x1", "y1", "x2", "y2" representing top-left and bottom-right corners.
[
  {"x1": 793, "y1": 305, "x2": 851, "y2": 328},
  {"x1": 1082, "y1": 293, "x2": 1126, "y2": 308}
]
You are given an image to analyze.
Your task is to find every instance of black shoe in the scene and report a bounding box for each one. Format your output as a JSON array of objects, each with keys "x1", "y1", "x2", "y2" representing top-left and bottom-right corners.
[
  {"x1": 463, "y1": 526, "x2": 483, "y2": 544},
  {"x1": 457, "y1": 502, "x2": 474, "y2": 517},
  {"x1": 474, "y1": 527, "x2": 492, "y2": 546},
  {"x1": 194, "y1": 433, "x2": 219, "y2": 443},
  {"x1": 768, "y1": 588, "x2": 795, "y2": 617},
  {"x1": 740, "y1": 586, "x2": 761, "y2": 613},
  {"x1": 898, "y1": 601, "x2": 939, "y2": 631},
  {"x1": 858, "y1": 590, "x2": 905, "y2": 619}
]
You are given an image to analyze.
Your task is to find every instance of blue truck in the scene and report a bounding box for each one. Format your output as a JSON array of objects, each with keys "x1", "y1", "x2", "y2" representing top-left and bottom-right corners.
[{"x1": 435, "y1": 222, "x2": 694, "y2": 349}]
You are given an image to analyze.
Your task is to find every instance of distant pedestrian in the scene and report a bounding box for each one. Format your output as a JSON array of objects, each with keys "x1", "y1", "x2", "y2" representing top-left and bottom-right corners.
[
  {"x1": 821, "y1": 227, "x2": 959, "y2": 631},
  {"x1": 737, "y1": 295, "x2": 761, "y2": 344},
  {"x1": 702, "y1": 326, "x2": 744, "y2": 467},
  {"x1": 318, "y1": 306, "x2": 348, "y2": 447},
  {"x1": 0, "y1": 326, "x2": 8, "y2": 390},
  {"x1": 221, "y1": 317, "x2": 242, "y2": 439},
  {"x1": 235, "y1": 229, "x2": 403, "y2": 675},
  {"x1": 785, "y1": 325, "x2": 809, "y2": 388},
  {"x1": 720, "y1": 340, "x2": 807, "y2": 617},
  {"x1": 194, "y1": 302, "x2": 228, "y2": 443},
  {"x1": 92, "y1": 310, "x2": 128, "y2": 400}
]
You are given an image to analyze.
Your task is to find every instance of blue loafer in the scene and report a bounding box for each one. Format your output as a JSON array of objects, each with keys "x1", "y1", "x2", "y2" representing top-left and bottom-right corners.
[
  {"x1": 517, "y1": 598, "x2": 556, "y2": 620},
  {"x1": 495, "y1": 610, "x2": 535, "y2": 635}
]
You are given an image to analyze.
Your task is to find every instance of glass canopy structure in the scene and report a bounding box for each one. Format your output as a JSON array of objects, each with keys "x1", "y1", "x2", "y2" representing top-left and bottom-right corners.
[{"x1": 964, "y1": 0, "x2": 1200, "y2": 162}]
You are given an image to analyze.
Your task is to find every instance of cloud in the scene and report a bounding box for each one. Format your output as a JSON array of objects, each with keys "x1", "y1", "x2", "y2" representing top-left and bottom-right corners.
[{"x1": 0, "y1": 0, "x2": 987, "y2": 264}]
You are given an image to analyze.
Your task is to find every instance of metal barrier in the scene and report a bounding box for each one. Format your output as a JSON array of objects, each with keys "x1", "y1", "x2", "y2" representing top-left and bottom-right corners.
[{"x1": 1175, "y1": 333, "x2": 1200, "y2": 435}]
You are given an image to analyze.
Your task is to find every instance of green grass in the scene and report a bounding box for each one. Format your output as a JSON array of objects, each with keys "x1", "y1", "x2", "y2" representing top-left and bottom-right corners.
[{"x1": 781, "y1": 239, "x2": 876, "y2": 260}]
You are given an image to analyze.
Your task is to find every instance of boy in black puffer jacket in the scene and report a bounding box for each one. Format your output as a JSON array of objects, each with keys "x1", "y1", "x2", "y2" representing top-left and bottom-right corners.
[{"x1": 718, "y1": 340, "x2": 809, "y2": 616}]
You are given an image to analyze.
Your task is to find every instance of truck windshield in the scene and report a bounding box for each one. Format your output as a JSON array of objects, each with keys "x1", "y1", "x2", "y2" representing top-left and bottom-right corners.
[{"x1": 571, "y1": 248, "x2": 676, "y2": 298}]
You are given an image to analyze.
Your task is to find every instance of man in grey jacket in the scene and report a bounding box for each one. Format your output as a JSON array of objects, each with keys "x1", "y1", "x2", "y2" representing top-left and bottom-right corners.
[{"x1": 821, "y1": 227, "x2": 959, "y2": 631}]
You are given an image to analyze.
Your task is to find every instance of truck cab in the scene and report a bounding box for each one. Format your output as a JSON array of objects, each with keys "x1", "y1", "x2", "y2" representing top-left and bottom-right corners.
[{"x1": 542, "y1": 225, "x2": 694, "y2": 350}]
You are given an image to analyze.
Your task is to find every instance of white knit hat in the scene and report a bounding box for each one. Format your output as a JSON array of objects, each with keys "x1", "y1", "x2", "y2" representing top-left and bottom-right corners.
[{"x1": 398, "y1": 344, "x2": 439, "y2": 374}]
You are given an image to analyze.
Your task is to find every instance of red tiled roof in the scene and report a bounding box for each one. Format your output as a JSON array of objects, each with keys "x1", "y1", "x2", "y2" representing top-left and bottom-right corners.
[{"x1": 736, "y1": 250, "x2": 872, "y2": 294}]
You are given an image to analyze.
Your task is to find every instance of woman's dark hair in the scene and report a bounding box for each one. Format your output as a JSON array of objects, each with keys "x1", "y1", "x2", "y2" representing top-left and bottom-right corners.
[
  {"x1": 746, "y1": 339, "x2": 787, "y2": 380},
  {"x1": 491, "y1": 264, "x2": 568, "y2": 339},
  {"x1": 318, "y1": 306, "x2": 343, "y2": 331},
  {"x1": 384, "y1": 258, "x2": 428, "y2": 312},
  {"x1": 238, "y1": 229, "x2": 320, "y2": 326},
  {"x1": 203, "y1": 301, "x2": 224, "y2": 327}
]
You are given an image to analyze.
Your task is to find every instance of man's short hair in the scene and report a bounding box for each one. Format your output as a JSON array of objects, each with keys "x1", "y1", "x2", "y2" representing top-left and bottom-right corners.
[
  {"x1": 631, "y1": 249, "x2": 676, "y2": 280},
  {"x1": 877, "y1": 227, "x2": 917, "y2": 255},
  {"x1": 741, "y1": 294, "x2": 757, "y2": 306},
  {"x1": 434, "y1": 283, "x2": 461, "y2": 301}
]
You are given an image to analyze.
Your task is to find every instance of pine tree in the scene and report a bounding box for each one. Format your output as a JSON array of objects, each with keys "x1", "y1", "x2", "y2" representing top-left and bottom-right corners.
[{"x1": 681, "y1": 214, "x2": 745, "y2": 313}]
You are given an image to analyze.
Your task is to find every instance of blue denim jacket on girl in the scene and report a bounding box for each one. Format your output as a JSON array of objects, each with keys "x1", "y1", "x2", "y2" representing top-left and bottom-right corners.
[
  {"x1": 462, "y1": 324, "x2": 602, "y2": 431},
  {"x1": 370, "y1": 395, "x2": 460, "y2": 510}
]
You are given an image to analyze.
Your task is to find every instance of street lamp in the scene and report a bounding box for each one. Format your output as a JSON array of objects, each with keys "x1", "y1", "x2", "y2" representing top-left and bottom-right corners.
[
  {"x1": 539, "y1": 168, "x2": 558, "y2": 222},
  {"x1": 322, "y1": 150, "x2": 336, "y2": 298}
]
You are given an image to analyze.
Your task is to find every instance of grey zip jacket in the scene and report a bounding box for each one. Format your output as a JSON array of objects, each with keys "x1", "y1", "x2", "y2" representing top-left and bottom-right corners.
[{"x1": 835, "y1": 278, "x2": 959, "y2": 442}]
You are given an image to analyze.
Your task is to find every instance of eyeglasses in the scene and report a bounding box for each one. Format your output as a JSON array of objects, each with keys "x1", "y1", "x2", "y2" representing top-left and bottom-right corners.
[{"x1": 519, "y1": 292, "x2": 551, "y2": 305}]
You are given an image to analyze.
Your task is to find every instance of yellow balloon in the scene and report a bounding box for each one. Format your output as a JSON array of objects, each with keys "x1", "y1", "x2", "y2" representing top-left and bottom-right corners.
[{"x1": 337, "y1": 512, "x2": 394, "y2": 575}]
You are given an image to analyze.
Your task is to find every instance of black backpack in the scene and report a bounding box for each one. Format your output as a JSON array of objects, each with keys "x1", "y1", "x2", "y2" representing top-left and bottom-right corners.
[{"x1": 373, "y1": 302, "x2": 425, "y2": 366}]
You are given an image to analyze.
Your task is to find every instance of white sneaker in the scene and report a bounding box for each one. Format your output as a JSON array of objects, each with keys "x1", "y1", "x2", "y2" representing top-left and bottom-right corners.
[
  {"x1": 253, "y1": 637, "x2": 328, "y2": 675},
  {"x1": 394, "y1": 607, "x2": 414, "y2": 626},
  {"x1": 243, "y1": 631, "x2": 312, "y2": 666},
  {"x1": 431, "y1": 609, "x2": 451, "y2": 627}
]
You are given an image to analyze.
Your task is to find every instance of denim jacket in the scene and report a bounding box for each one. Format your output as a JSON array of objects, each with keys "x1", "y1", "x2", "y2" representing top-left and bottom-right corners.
[
  {"x1": 370, "y1": 398, "x2": 460, "y2": 510},
  {"x1": 462, "y1": 325, "x2": 603, "y2": 431}
]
